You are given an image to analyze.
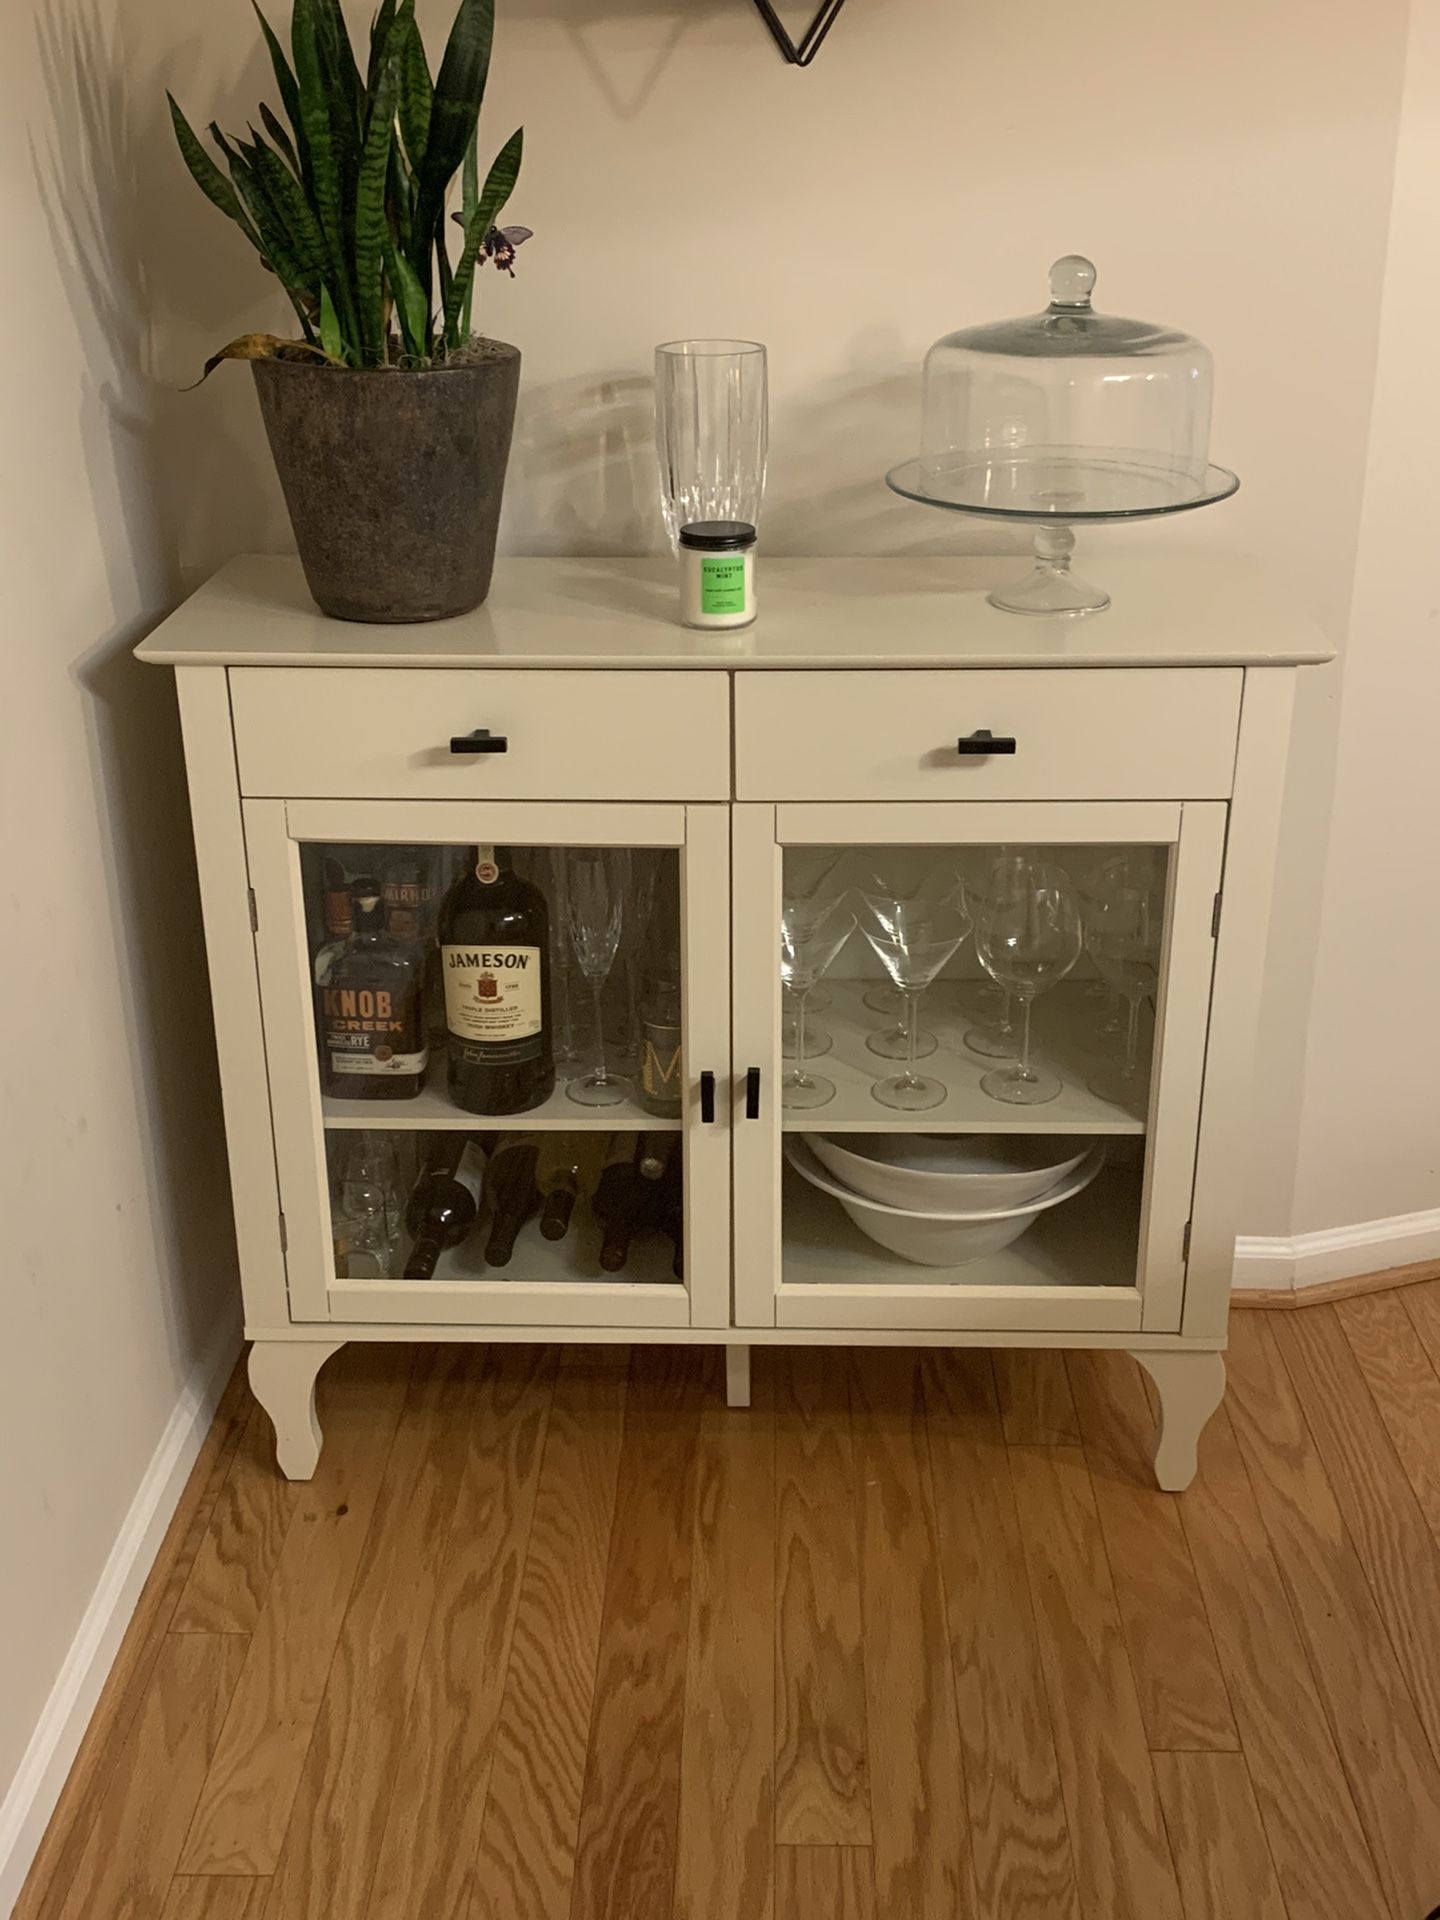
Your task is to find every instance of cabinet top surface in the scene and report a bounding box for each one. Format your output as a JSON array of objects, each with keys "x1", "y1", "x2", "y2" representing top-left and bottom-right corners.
[{"x1": 136, "y1": 553, "x2": 1334, "y2": 670}]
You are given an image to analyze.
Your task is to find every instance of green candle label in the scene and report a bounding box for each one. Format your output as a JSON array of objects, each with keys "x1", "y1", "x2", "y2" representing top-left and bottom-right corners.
[{"x1": 700, "y1": 554, "x2": 748, "y2": 615}]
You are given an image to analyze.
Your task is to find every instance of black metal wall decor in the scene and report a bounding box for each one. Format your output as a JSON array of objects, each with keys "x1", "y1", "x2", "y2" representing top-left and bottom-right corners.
[{"x1": 751, "y1": 0, "x2": 850, "y2": 65}]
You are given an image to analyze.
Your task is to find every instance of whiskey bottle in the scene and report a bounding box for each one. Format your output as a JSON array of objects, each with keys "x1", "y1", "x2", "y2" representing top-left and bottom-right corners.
[
  {"x1": 439, "y1": 846, "x2": 555, "y2": 1115},
  {"x1": 483, "y1": 1135, "x2": 540, "y2": 1268},
  {"x1": 402, "y1": 1135, "x2": 487, "y2": 1280},
  {"x1": 636, "y1": 963, "x2": 683, "y2": 1118},
  {"x1": 314, "y1": 880, "x2": 428, "y2": 1099}
]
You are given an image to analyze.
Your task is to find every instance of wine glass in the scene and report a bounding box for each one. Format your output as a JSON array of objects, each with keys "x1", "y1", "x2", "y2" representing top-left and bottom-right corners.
[
  {"x1": 566, "y1": 847, "x2": 632, "y2": 1107},
  {"x1": 780, "y1": 895, "x2": 854, "y2": 1110},
  {"x1": 973, "y1": 858, "x2": 1082, "y2": 1105},
  {"x1": 1084, "y1": 874, "x2": 1162, "y2": 1106},
  {"x1": 856, "y1": 890, "x2": 971, "y2": 1111},
  {"x1": 655, "y1": 340, "x2": 768, "y2": 553}
]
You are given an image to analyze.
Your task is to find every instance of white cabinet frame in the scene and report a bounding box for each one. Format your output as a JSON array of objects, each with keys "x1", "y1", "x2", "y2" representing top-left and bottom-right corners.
[
  {"x1": 243, "y1": 796, "x2": 732, "y2": 1332},
  {"x1": 732, "y1": 799, "x2": 1226, "y2": 1335}
]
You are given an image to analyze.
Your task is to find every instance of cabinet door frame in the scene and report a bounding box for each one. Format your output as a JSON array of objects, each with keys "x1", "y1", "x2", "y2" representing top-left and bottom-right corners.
[
  {"x1": 732, "y1": 798, "x2": 1226, "y2": 1333},
  {"x1": 244, "y1": 796, "x2": 730, "y2": 1330}
]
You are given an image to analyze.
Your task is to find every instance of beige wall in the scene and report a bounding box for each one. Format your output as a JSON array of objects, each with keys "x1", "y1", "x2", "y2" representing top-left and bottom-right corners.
[
  {"x1": 0, "y1": 0, "x2": 235, "y2": 1831},
  {"x1": 1292, "y1": 0, "x2": 1440, "y2": 1234}
]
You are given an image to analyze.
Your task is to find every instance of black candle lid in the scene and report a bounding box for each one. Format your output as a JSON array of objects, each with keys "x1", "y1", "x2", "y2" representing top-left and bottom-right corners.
[{"x1": 679, "y1": 520, "x2": 757, "y2": 551}]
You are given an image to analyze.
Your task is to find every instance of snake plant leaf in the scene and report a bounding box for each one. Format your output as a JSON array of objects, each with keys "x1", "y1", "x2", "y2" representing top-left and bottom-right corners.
[
  {"x1": 291, "y1": 0, "x2": 358, "y2": 347},
  {"x1": 251, "y1": 5, "x2": 306, "y2": 168},
  {"x1": 414, "y1": 0, "x2": 493, "y2": 304},
  {"x1": 397, "y1": 14, "x2": 433, "y2": 173},
  {"x1": 319, "y1": 286, "x2": 344, "y2": 361},
  {"x1": 248, "y1": 131, "x2": 329, "y2": 290},
  {"x1": 316, "y1": 0, "x2": 365, "y2": 115},
  {"x1": 459, "y1": 126, "x2": 479, "y2": 337},
  {"x1": 443, "y1": 124, "x2": 521, "y2": 345},
  {"x1": 185, "y1": 332, "x2": 334, "y2": 389},
  {"x1": 259, "y1": 102, "x2": 300, "y2": 174},
  {"x1": 384, "y1": 237, "x2": 429, "y2": 360},
  {"x1": 210, "y1": 124, "x2": 310, "y2": 289},
  {"x1": 354, "y1": 51, "x2": 399, "y2": 362},
  {"x1": 367, "y1": 0, "x2": 398, "y2": 91},
  {"x1": 168, "y1": 94, "x2": 264, "y2": 254}
]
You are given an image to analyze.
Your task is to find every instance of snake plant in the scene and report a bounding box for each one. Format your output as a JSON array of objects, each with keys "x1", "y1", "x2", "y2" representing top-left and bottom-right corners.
[{"x1": 168, "y1": 0, "x2": 525, "y2": 372}]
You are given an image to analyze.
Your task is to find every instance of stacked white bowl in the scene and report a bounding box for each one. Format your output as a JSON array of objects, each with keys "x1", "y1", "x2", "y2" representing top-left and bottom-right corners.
[{"x1": 786, "y1": 1133, "x2": 1103, "y2": 1269}]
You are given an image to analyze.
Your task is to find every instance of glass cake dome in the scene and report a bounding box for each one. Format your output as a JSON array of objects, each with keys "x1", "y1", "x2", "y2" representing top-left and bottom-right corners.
[{"x1": 887, "y1": 256, "x2": 1239, "y2": 616}]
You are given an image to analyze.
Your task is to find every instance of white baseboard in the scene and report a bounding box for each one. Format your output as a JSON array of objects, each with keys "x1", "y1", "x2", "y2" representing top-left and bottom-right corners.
[
  {"x1": 0, "y1": 1313, "x2": 244, "y2": 1917},
  {"x1": 1233, "y1": 1208, "x2": 1440, "y2": 1293}
]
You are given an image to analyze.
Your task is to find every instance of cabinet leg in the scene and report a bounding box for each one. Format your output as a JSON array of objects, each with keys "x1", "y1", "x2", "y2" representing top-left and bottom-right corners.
[
  {"x1": 248, "y1": 1340, "x2": 344, "y2": 1480},
  {"x1": 725, "y1": 1345, "x2": 751, "y2": 1410},
  {"x1": 1132, "y1": 1349, "x2": 1227, "y2": 1492}
]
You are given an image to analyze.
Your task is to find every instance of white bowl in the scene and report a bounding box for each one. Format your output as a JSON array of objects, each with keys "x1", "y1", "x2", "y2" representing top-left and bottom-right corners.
[
  {"x1": 786, "y1": 1137, "x2": 1104, "y2": 1270},
  {"x1": 807, "y1": 1132, "x2": 1091, "y2": 1214}
]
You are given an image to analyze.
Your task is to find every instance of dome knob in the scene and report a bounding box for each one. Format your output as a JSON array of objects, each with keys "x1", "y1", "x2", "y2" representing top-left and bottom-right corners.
[{"x1": 1049, "y1": 254, "x2": 1096, "y2": 308}]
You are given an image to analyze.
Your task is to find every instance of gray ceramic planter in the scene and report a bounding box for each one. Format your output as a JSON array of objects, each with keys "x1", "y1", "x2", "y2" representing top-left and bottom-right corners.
[{"x1": 252, "y1": 345, "x2": 521, "y2": 624}]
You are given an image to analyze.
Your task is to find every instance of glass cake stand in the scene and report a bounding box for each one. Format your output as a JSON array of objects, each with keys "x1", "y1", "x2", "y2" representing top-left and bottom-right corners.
[{"x1": 885, "y1": 454, "x2": 1240, "y2": 617}]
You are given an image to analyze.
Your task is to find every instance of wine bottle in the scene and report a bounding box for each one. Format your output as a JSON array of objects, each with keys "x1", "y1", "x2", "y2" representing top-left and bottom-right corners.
[
  {"x1": 484, "y1": 1135, "x2": 540, "y2": 1267},
  {"x1": 315, "y1": 880, "x2": 428, "y2": 1099},
  {"x1": 651, "y1": 1145, "x2": 684, "y2": 1281},
  {"x1": 535, "y1": 1134, "x2": 606, "y2": 1243},
  {"x1": 403, "y1": 1136, "x2": 487, "y2": 1280},
  {"x1": 439, "y1": 846, "x2": 556, "y2": 1115},
  {"x1": 635, "y1": 962, "x2": 683, "y2": 1118},
  {"x1": 594, "y1": 1135, "x2": 664, "y2": 1274}
]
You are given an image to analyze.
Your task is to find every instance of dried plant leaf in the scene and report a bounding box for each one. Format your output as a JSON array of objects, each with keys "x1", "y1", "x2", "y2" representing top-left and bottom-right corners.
[{"x1": 185, "y1": 333, "x2": 335, "y2": 389}]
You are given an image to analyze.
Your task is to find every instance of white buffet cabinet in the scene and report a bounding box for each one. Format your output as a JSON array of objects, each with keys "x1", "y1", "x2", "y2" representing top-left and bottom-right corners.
[{"x1": 138, "y1": 552, "x2": 1330, "y2": 1490}]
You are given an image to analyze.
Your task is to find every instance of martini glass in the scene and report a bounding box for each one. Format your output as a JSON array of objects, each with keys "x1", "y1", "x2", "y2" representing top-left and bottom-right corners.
[
  {"x1": 856, "y1": 891, "x2": 971, "y2": 1111},
  {"x1": 780, "y1": 895, "x2": 854, "y2": 1110}
]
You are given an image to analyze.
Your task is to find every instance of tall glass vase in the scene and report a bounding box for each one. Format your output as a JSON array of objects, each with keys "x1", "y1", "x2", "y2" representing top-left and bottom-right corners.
[{"x1": 655, "y1": 340, "x2": 768, "y2": 552}]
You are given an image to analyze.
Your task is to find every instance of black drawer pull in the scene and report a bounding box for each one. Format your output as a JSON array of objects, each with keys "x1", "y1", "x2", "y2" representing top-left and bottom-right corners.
[
  {"x1": 449, "y1": 728, "x2": 508, "y2": 754},
  {"x1": 700, "y1": 1071, "x2": 717, "y2": 1124},
  {"x1": 745, "y1": 1067, "x2": 762, "y2": 1120},
  {"x1": 956, "y1": 728, "x2": 1016, "y2": 756}
]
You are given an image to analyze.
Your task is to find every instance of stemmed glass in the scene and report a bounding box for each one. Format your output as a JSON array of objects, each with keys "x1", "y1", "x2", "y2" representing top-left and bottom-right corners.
[
  {"x1": 973, "y1": 858, "x2": 1082, "y2": 1105},
  {"x1": 780, "y1": 895, "x2": 854, "y2": 1110},
  {"x1": 856, "y1": 890, "x2": 972, "y2": 1111},
  {"x1": 1084, "y1": 870, "x2": 1162, "y2": 1106},
  {"x1": 655, "y1": 340, "x2": 768, "y2": 553},
  {"x1": 566, "y1": 847, "x2": 632, "y2": 1107},
  {"x1": 860, "y1": 860, "x2": 963, "y2": 1042}
]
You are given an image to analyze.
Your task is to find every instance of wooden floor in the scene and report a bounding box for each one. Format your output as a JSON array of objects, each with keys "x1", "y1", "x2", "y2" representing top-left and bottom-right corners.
[{"x1": 17, "y1": 1288, "x2": 1440, "y2": 1920}]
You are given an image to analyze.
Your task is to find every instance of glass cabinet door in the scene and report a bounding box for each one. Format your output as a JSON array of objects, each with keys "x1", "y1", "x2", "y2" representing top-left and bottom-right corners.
[
  {"x1": 244, "y1": 798, "x2": 729, "y2": 1330},
  {"x1": 732, "y1": 800, "x2": 1226, "y2": 1333}
]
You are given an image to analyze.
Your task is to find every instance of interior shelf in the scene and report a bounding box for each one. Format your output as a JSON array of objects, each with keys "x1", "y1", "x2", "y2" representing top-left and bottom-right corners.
[
  {"x1": 783, "y1": 979, "x2": 1150, "y2": 1134},
  {"x1": 345, "y1": 1192, "x2": 681, "y2": 1288},
  {"x1": 779, "y1": 1155, "x2": 1141, "y2": 1292},
  {"x1": 321, "y1": 1054, "x2": 679, "y2": 1132}
]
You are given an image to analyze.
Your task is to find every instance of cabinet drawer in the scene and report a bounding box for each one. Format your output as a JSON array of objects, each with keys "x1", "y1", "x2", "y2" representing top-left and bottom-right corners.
[
  {"x1": 735, "y1": 668, "x2": 1242, "y2": 801},
  {"x1": 230, "y1": 668, "x2": 731, "y2": 801}
]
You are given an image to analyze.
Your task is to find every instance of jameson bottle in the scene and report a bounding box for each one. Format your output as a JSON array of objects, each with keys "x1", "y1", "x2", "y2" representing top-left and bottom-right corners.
[
  {"x1": 314, "y1": 880, "x2": 428, "y2": 1099},
  {"x1": 439, "y1": 845, "x2": 555, "y2": 1114}
]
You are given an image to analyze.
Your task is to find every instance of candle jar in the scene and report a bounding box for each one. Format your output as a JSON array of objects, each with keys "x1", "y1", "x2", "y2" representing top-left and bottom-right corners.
[{"x1": 679, "y1": 521, "x2": 757, "y2": 630}]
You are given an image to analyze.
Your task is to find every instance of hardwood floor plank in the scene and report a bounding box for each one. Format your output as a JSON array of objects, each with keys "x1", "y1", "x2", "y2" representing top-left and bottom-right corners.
[
  {"x1": 162, "y1": 1876, "x2": 272, "y2": 1919},
  {"x1": 1152, "y1": 1753, "x2": 1287, "y2": 1920},
  {"x1": 922, "y1": 1352, "x2": 1079, "y2": 1920},
  {"x1": 178, "y1": 1346, "x2": 410, "y2": 1877},
  {"x1": 1009, "y1": 1444, "x2": 1182, "y2": 1920},
  {"x1": 1225, "y1": 1312, "x2": 1440, "y2": 1919},
  {"x1": 774, "y1": 1348, "x2": 872, "y2": 1847},
  {"x1": 469, "y1": 1356, "x2": 627, "y2": 1920},
  {"x1": 1340, "y1": 1289, "x2": 1440, "y2": 1548},
  {"x1": 850, "y1": 1350, "x2": 973, "y2": 1920},
  {"x1": 14, "y1": 1359, "x2": 251, "y2": 1920},
  {"x1": 1274, "y1": 1306, "x2": 1440, "y2": 1754},
  {"x1": 556, "y1": 1343, "x2": 630, "y2": 1370},
  {"x1": 1174, "y1": 1393, "x2": 1389, "y2": 1920},
  {"x1": 364, "y1": 1347, "x2": 555, "y2": 1920},
  {"x1": 257, "y1": 1347, "x2": 479, "y2": 1920},
  {"x1": 51, "y1": 1633, "x2": 247, "y2": 1920},
  {"x1": 1406, "y1": 1277, "x2": 1440, "y2": 1373},
  {"x1": 774, "y1": 1846, "x2": 877, "y2": 1919},
  {"x1": 174, "y1": 1399, "x2": 304, "y2": 1635},
  {"x1": 993, "y1": 1351, "x2": 1081, "y2": 1447},
  {"x1": 567, "y1": 1347, "x2": 704, "y2": 1920},
  {"x1": 1065, "y1": 1352, "x2": 1237, "y2": 1753},
  {"x1": 673, "y1": 1352, "x2": 776, "y2": 1920}
]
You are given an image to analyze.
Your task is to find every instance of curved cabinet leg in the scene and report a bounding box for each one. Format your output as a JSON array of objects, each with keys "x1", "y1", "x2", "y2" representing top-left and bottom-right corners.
[
  {"x1": 1132, "y1": 1350, "x2": 1227, "y2": 1493},
  {"x1": 726, "y1": 1345, "x2": 751, "y2": 1410},
  {"x1": 248, "y1": 1340, "x2": 344, "y2": 1480}
]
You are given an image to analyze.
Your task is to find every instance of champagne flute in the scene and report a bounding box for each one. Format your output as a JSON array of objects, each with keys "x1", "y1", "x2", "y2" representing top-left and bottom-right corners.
[
  {"x1": 973, "y1": 858, "x2": 1082, "y2": 1105},
  {"x1": 566, "y1": 847, "x2": 631, "y2": 1107},
  {"x1": 856, "y1": 889, "x2": 971, "y2": 1111},
  {"x1": 780, "y1": 895, "x2": 854, "y2": 1110}
]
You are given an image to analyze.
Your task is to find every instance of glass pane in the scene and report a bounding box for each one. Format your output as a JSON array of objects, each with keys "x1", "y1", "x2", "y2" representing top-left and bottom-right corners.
[
  {"x1": 299, "y1": 837, "x2": 685, "y2": 1286},
  {"x1": 778, "y1": 842, "x2": 1167, "y2": 1290}
]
